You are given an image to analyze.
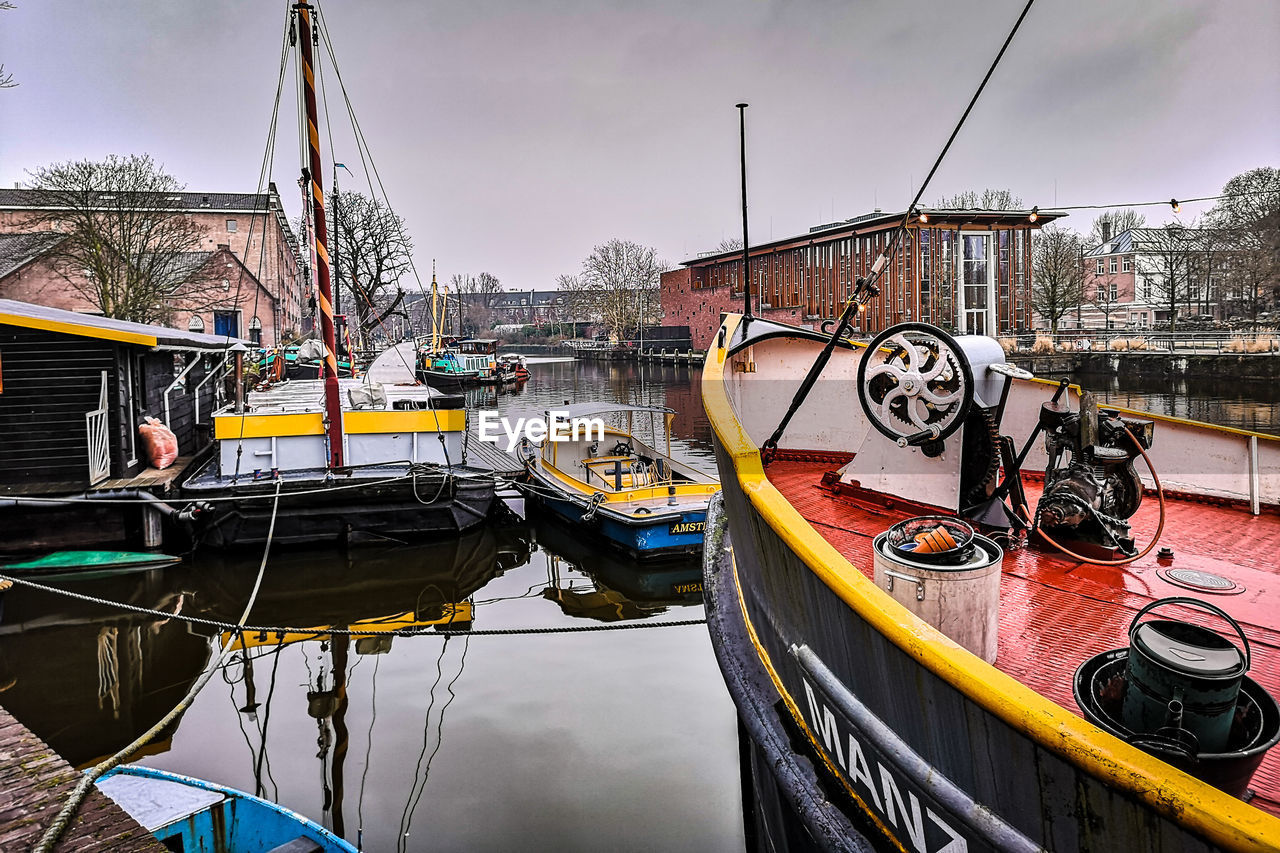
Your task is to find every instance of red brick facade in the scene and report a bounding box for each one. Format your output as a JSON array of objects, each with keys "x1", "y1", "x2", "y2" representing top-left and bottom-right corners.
[
  {"x1": 0, "y1": 187, "x2": 305, "y2": 342},
  {"x1": 662, "y1": 210, "x2": 1061, "y2": 350}
]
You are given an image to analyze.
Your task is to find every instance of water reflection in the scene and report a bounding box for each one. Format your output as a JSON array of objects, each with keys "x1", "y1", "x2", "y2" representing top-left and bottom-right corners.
[{"x1": 1074, "y1": 372, "x2": 1280, "y2": 436}]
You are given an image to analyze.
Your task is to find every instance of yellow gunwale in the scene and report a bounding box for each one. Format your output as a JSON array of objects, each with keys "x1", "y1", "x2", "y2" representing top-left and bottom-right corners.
[
  {"x1": 1, "y1": 311, "x2": 157, "y2": 347},
  {"x1": 538, "y1": 458, "x2": 718, "y2": 505},
  {"x1": 702, "y1": 313, "x2": 1280, "y2": 851}
]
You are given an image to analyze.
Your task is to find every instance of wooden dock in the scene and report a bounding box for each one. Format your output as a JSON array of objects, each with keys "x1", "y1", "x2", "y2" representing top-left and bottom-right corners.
[
  {"x1": 464, "y1": 424, "x2": 524, "y2": 478},
  {"x1": 0, "y1": 706, "x2": 164, "y2": 852}
]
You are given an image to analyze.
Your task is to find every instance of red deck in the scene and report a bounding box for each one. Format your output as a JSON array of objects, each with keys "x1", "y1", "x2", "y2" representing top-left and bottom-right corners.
[{"x1": 765, "y1": 456, "x2": 1280, "y2": 817}]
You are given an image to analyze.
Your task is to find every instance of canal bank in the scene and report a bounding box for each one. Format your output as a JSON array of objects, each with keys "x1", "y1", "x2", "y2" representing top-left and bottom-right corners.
[{"x1": 1012, "y1": 350, "x2": 1280, "y2": 381}]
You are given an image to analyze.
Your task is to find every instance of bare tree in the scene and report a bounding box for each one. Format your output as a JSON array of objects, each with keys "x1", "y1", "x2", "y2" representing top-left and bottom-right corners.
[
  {"x1": 1089, "y1": 209, "x2": 1146, "y2": 246},
  {"x1": 449, "y1": 271, "x2": 504, "y2": 336},
  {"x1": 0, "y1": 2, "x2": 16, "y2": 90},
  {"x1": 714, "y1": 237, "x2": 743, "y2": 253},
  {"x1": 1206, "y1": 167, "x2": 1279, "y2": 329},
  {"x1": 554, "y1": 273, "x2": 590, "y2": 338},
  {"x1": 577, "y1": 239, "x2": 664, "y2": 341},
  {"x1": 1133, "y1": 224, "x2": 1205, "y2": 333},
  {"x1": 1030, "y1": 224, "x2": 1086, "y2": 335},
  {"x1": 23, "y1": 155, "x2": 213, "y2": 324},
  {"x1": 935, "y1": 189, "x2": 1024, "y2": 210},
  {"x1": 328, "y1": 190, "x2": 411, "y2": 347}
]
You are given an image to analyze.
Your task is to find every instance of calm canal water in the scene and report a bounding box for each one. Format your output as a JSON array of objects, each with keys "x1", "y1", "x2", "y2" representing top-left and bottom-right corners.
[{"x1": 1, "y1": 357, "x2": 1275, "y2": 852}]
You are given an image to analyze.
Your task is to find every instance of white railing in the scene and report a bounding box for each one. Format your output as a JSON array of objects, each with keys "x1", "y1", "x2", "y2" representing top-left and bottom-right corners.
[{"x1": 86, "y1": 370, "x2": 110, "y2": 484}]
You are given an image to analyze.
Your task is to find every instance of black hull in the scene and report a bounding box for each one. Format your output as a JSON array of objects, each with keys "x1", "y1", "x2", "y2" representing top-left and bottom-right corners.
[
  {"x1": 704, "y1": 494, "x2": 875, "y2": 853},
  {"x1": 416, "y1": 369, "x2": 474, "y2": 393},
  {"x1": 187, "y1": 468, "x2": 495, "y2": 549}
]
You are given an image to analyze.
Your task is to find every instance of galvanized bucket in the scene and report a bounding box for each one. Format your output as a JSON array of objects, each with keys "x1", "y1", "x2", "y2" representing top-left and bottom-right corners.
[{"x1": 1121, "y1": 597, "x2": 1249, "y2": 755}]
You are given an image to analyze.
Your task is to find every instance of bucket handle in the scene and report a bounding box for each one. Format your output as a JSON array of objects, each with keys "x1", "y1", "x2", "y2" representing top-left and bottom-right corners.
[{"x1": 1128, "y1": 596, "x2": 1250, "y2": 672}]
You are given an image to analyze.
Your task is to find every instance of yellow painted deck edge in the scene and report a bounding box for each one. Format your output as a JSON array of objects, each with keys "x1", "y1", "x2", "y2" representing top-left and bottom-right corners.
[
  {"x1": 215, "y1": 412, "x2": 324, "y2": 439},
  {"x1": 703, "y1": 313, "x2": 1280, "y2": 852},
  {"x1": 1, "y1": 312, "x2": 157, "y2": 347},
  {"x1": 343, "y1": 409, "x2": 465, "y2": 434}
]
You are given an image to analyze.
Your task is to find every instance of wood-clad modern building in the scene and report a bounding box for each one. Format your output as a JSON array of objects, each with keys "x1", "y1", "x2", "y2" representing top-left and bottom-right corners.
[
  {"x1": 0, "y1": 299, "x2": 236, "y2": 495},
  {"x1": 661, "y1": 209, "x2": 1065, "y2": 350}
]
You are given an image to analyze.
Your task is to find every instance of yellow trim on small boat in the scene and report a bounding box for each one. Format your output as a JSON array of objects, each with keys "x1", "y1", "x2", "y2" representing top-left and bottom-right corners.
[
  {"x1": 703, "y1": 313, "x2": 1280, "y2": 852},
  {"x1": 539, "y1": 458, "x2": 719, "y2": 504},
  {"x1": 0, "y1": 311, "x2": 157, "y2": 347},
  {"x1": 343, "y1": 409, "x2": 465, "y2": 434},
  {"x1": 215, "y1": 412, "x2": 324, "y2": 439}
]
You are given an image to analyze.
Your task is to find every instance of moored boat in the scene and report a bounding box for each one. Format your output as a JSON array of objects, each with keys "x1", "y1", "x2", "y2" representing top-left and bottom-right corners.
[
  {"x1": 702, "y1": 312, "x2": 1280, "y2": 852},
  {"x1": 96, "y1": 764, "x2": 356, "y2": 852},
  {"x1": 520, "y1": 403, "x2": 719, "y2": 559},
  {"x1": 0, "y1": 550, "x2": 180, "y2": 580}
]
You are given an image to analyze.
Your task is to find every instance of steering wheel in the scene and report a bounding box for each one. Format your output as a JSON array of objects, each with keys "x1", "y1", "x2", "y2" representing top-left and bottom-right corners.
[
  {"x1": 611, "y1": 441, "x2": 633, "y2": 456},
  {"x1": 856, "y1": 322, "x2": 974, "y2": 446}
]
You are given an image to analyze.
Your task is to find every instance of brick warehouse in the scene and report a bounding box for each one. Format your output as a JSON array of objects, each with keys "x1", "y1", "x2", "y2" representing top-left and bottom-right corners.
[{"x1": 661, "y1": 208, "x2": 1064, "y2": 350}]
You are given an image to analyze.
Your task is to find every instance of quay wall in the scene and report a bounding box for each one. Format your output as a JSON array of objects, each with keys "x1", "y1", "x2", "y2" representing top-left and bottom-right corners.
[{"x1": 1011, "y1": 352, "x2": 1280, "y2": 381}]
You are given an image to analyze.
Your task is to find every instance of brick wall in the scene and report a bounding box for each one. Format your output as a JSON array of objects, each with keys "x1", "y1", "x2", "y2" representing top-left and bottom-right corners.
[{"x1": 660, "y1": 267, "x2": 813, "y2": 350}]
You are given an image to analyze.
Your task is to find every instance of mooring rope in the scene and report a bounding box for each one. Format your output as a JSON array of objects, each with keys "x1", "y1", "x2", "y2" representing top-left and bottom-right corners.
[{"x1": 33, "y1": 479, "x2": 284, "y2": 853}]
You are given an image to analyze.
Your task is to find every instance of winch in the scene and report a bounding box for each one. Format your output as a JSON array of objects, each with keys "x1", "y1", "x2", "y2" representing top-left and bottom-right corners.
[
  {"x1": 1074, "y1": 597, "x2": 1280, "y2": 797},
  {"x1": 1036, "y1": 393, "x2": 1155, "y2": 557}
]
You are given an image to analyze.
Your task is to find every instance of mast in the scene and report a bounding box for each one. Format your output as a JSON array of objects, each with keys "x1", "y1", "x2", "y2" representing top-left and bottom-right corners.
[
  {"x1": 294, "y1": 2, "x2": 344, "y2": 467},
  {"x1": 430, "y1": 263, "x2": 441, "y2": 352}
]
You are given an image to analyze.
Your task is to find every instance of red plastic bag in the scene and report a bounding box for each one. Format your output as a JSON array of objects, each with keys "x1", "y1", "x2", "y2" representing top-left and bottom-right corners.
[{"x1": 139, "y1": 416, "x2": 178, "y2": 470}]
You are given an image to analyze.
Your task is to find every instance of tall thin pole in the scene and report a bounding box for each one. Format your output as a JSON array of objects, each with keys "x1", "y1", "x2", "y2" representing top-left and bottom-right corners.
[
  {"x1": 737, "y1": 103, "x2": 752, "y2": 317},
  {"x1": 294, "y1": 2, "x2": 344, "y2": 467},
  {"x1": 332, "y1": 165, "x2": 341, "y2": 316}
]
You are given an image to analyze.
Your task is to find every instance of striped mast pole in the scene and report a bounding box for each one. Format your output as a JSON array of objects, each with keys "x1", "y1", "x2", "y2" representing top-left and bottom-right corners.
[{"x1": 293, "y1": 2, "x2": 344, "y2": 467}]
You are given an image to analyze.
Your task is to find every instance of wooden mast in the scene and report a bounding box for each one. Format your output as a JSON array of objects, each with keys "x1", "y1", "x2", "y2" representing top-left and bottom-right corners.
[{"x1": 294, "y1": 2, "x2": 344, "y2": 467}]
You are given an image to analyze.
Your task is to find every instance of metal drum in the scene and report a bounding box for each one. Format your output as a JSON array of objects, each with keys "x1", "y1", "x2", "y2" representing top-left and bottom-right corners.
[
  {"x1": 872, "y1": 517, "x2": 1003, "y2": 663},
  {"x1": 1121, "y1": 597, "x2": 1248, "y2": 755}
]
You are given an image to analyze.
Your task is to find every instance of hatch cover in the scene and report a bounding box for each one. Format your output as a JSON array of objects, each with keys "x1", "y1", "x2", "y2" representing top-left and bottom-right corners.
[{"x1": 1156, "y1": 568, "x2": 1243, "y2": 595}]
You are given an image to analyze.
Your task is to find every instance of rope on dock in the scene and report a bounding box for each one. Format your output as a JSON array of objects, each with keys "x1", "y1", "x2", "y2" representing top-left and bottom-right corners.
[
  {"x1": 33, "y1": 479, "x2": 284, "y2": 853},
  {"x1": 0, "y1": 572, "x2": 706, "y2": 637}
]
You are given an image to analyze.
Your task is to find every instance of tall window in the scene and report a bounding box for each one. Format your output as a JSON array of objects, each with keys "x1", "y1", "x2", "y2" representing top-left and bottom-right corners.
[
  {"x1": 249, "y1": 316, "x2": 263, "y2": 346},
  {"x1": 1096, "y1": 258, "x2": 1105, "y2": 275},
  {"x1": 1109, "y1": 257, "x2": 1118, "y2": 274},
  {"x1": 1122, "y1": 256, "x2": 1132, "y2": 273}
]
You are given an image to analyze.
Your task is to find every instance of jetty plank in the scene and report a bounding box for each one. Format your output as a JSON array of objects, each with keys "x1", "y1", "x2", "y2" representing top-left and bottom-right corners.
[{"x1": 0, "y1": 706, "x2": 164, "y2": 852}]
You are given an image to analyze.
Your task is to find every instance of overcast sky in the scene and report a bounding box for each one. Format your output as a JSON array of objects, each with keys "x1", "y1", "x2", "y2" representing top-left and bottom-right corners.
[{"x1": 2, "y1": 0, "x2": 1277, "y2": 291}]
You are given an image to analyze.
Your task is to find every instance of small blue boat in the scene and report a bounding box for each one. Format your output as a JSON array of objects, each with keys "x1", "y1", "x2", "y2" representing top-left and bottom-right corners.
[
  {"x1": 521, "y1": 403, "x2": 719, "y2": 559},
  {"x1": 96, "y1": 765, "x2": 357, "y2": 853}
]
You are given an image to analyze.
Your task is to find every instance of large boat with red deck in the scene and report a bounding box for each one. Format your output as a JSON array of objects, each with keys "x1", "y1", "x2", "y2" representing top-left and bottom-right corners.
[{"x1": 701, "y1": 311, "x2": 1280, "y2": 852}]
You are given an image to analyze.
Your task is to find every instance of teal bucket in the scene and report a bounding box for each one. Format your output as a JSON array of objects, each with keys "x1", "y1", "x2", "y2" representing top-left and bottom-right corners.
[{"x1": 1120, "y1": 597, "x2": 1249, "y2": 755}]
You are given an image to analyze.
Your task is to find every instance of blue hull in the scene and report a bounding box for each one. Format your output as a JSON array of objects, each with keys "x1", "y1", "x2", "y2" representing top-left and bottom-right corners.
[
  {"x1": 97, "y1": 765, "x2": 357, "y2": 853},
  {"x1": 534, "y1": 488, "x2": 706, "y2": 560}
]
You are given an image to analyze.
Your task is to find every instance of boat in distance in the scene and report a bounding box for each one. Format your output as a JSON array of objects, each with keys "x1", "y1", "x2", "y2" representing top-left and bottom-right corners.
[
  {"x1": 96, "y1": 764, "x2": 357, "y2": 852},
  {"x1": 701, "y1": 312, "x2": 1280, "y2": 852},
  {"x1": 520, "y1": 402, "x2": 720, "y2": 559}
]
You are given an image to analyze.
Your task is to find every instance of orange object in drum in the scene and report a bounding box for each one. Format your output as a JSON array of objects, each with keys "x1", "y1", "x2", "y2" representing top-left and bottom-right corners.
[{"x1": 914, "y1": 527, "x2": 958, "y2": 554}]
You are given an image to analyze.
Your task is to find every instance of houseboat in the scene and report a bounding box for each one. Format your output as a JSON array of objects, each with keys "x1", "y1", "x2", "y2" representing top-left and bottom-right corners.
[
  {"x1": 179, "y1": 1, "x2": 496, "y2": 547},
  {"x1": 701, "y1": 312, "x2": 1280, "y2": 852},
  {"x1": 0, "y1": 298, "x2": 236, "y2": 551},
  {"x1": 520, "y1": 402, "x2": 719, "y2": 559}
]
